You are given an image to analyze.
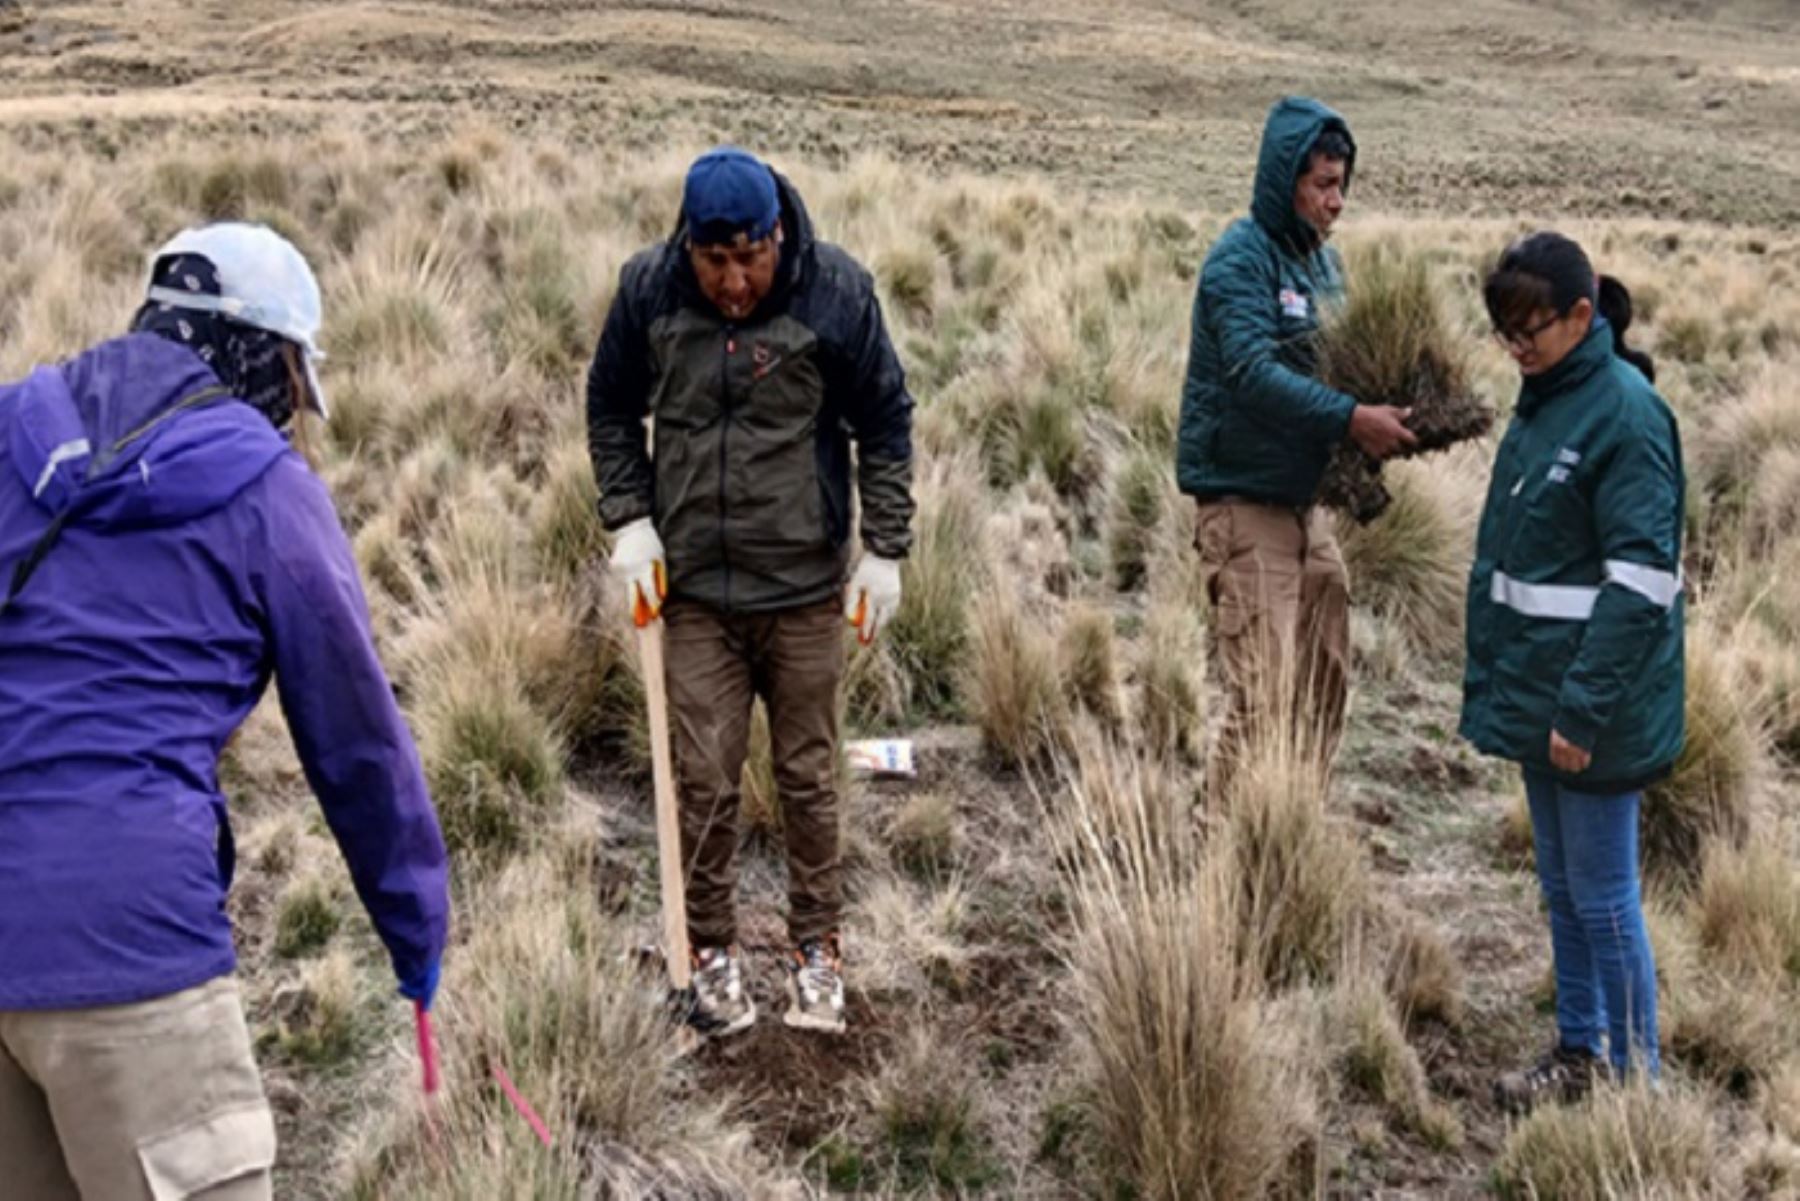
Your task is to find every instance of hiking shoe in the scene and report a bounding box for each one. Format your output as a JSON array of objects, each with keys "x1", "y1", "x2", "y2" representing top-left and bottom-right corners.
[
  {"x1": 690, "y1": 945, "x2": 756, "y2": 1037},
  {"x1": 1494, "y1": 1045, "x2": 1609, "y2": 1115},
  {"x1": 783, "y1": 935, "x2": 846, "y2": 1034}
]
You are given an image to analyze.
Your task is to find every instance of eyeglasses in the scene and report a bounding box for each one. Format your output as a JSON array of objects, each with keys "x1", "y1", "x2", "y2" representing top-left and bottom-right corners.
[{"x1": 1491, "y1": 312, "x2": 1563, "y2": 353}]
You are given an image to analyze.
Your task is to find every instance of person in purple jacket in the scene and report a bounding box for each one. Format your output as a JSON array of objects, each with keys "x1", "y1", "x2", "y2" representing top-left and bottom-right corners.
[{"x1": 0, "y1": 223, "x2": 450, "y2": 1200}]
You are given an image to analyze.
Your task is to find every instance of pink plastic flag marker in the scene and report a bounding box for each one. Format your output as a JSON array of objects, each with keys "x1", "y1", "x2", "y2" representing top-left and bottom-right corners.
[
  {"x1": 491, "y1": 1062, "x2": 553, "y2": 1147},
  {"x1": 414, "y1": 1002, "x2": 440, "y2": 1096}
]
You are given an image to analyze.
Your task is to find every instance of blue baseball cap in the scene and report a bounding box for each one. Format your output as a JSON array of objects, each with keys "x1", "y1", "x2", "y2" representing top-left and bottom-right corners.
[{"x1": 682, "y1": 147, "x2": 780, "y2": 246}]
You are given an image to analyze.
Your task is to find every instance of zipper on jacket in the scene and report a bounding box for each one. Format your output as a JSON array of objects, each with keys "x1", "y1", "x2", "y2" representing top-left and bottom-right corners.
[{"x1": 718, "y1": 324, "x2": 735, "y2": 612}]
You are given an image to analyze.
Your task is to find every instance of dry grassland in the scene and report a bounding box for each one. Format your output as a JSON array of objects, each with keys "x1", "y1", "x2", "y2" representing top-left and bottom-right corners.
[{"x1": 3, "y1": 2, "x2": 1799, "y2": 1197}]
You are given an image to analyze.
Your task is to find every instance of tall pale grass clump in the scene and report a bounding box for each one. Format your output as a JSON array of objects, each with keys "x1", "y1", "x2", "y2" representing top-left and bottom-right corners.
[
  {"x1": 1694, "y1": 359, "x2": 1800, "y2": 556},
  {"x1": 274, "y1": 948, "x2": 364, "y2": 1068},
  {"x1": 1492, "y1": 1080, "x2": 1720, "y2": 1200},
  {"x1": 886, "y1": 791, "x2": 961, "y2": 878},
  {"x1": 1314, "y1": 246, "x2": 1492, "y2": 522},
  {"x1": 1108, "y1": 447, "x2": 1167, "y2": 592},
  {"x1": 977, "y1": 375, "x2": 1088, "y2": 497},
  {"x1": 1695, "y1": 836, "x2": 1800, "y2": 980},
  {"x1": 1221, "y1": 709, "x2": 1372, "y2": 988},
  {"x1": 1060, "y1": 721, "x2": 1189, "y2": 876},
  {"x1": 1760, "y1": 1060, "x2": 1800, "y2": 1144},
  {"x1": 1334, "y1": 461, "x2": 1469, "y2": 659},
  {"x1": 847, "y1": 872, "x2": 969, "y2": 999},
  {"x1": 414, "y1": 665, "x2": 564, "y2": 856},
  {"x1": 1380, "y1": 905, "x2": 1466, "y2": 1027},
  {"x1": 1644, "y1": 618, "x2": 1765, "y2": 882},
  {"x1": 862, "y1": 1028, "x2": 997, "y2": 1193},
  {"x1": 0, "y1": 248, "x2": 142, "y2": 378},
  {"x1": 346, "y1": 857, "x2": 771, "y2": 1200},
  {"x1": 1331, "y1": 966, "x2": 1463, "y2": 1148},
  {"x1": 967, "y1": 586, "x2": 1064, "y2": 768},
  {"x1": 885, "y1": 452, "x2": 988, "y2": 718},
  {"x1": 328, "y1": 230, "x2": 473, "y2": 368},
  {"x1": 1707, "y1": 549, "x2": 1800, "y2": 761},
  {"x1": 1666, "y1": 971, "x2": 1793, "y2": 1096},
  {"x1": 483, "y1": 206, "x2": 593, "y2": 379},
  {"x1": 1054, "y1": 742, "x2": 1320, "y2": 1200},
  {"x1": 531, "y1": 435, "x2": 610, "y2": 589},
  {"x1": 1059, "y1": 603, "x2": 1124, "y2": 729},
  {"x1": 272, "y1": 874, "x2": 343, "y2": 960},
  {"x1": 1137, "y1": 604, "x2": 1205, "y2": 761}
]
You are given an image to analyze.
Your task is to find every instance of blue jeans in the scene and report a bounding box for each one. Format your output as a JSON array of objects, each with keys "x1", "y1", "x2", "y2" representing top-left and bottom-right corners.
[{"x1": 1524, "y1": 768, "x2": 1660, "y2": 1077}]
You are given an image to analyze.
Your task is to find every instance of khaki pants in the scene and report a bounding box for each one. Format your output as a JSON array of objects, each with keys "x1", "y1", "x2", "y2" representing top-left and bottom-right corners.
[
  {"x1": 0, "y1": 976, "x2": 275, "y2": 1201},
  {"x1": 664, "y1": 596, "x2": 847, "y2": 948},
  {"x1": 1194, "y1": 499, "x2": 1351, "y2": 802}
]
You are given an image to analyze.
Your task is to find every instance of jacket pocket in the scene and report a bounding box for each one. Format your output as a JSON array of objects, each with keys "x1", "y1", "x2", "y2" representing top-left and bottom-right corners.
[
  {"x1": 1194, "y1": 502, "x2": 1233, "y2": 608},
  {"x1": 137, "y1": 1103, "x2": 276, "y2": 1201}
]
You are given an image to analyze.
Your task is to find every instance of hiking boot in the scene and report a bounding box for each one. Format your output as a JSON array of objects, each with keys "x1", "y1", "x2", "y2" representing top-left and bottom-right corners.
[
  {"x1": 783, "y1": 935, "x2": 846, "y2": 1034},
  {"x1": 1494, "y1": 1044, "x2": 1609, "y2": 1115},
  {"x1": 690, "y1": 945, "x2": 756, "y2": 1037}
]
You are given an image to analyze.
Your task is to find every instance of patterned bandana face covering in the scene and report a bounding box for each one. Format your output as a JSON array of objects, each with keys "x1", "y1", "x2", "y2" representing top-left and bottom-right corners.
[{"x1": 130, "y1": 253, "x2": 304, "y2": 432}]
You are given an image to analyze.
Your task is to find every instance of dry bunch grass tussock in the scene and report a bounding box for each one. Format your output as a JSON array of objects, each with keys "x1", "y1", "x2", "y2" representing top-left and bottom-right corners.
[
  {"x1": 1220, "y1": 704, "x2": 1374, "y2": 989},
  {"x1": 1050, "y1": 738, "x2": 1322, "y2": 1201},
  {"x1": 346, "y1": 858, "x2": 780, "y2": 1200},
  {"x1": 1643, "y1": 615, "x2": 1768, "y2": 884},
  {"x1": 7, "y1": 118, "x2": 1800, "y2": 1198},
  {"x1": 1329, "y1": 966, "x2": 1463, "y2": 1149},
  {"x1": 1314, "y1": 246, "x2": 1495, "y2": 523},
  {"x1": 1695, "y1": 835, "x2": 1800, "y2": 981},
  {"x1": 1492, "y1": 1079, "x2": 1722, "y2": 1201},
  {"x1": 1334, "y1": 457, "x2": 1475, "y2": 660}
]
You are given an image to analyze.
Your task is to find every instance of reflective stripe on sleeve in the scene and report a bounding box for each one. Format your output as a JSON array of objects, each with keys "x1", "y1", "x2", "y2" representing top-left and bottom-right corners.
[
  {"x1": 1491, "y1": 570, "x2": 1598, "y2": 621},
  {"x1": 1604, "y1": 559, "x2": 1683, "y2": 608}
]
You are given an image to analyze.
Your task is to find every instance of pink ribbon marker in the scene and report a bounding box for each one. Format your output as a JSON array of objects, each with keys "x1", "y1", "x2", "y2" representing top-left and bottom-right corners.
[
  {"x1": 491, "y1": 1063, "x2": 553, "y2": 1147},
  {"x1": 414, "y1": 1002, "x2": 440, "y2": 1096}
]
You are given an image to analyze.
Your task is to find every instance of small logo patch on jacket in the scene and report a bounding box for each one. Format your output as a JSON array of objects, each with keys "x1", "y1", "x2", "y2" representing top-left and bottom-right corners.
[
  {"x1": 1279, "y1": 289, "x2": 1309, "y2": 319},
  {"x1": 752, "y1": 344, "x2": 782, "y2": 380}
]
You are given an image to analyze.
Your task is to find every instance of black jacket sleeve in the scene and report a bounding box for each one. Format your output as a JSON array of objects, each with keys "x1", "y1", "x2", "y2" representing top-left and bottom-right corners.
[
  {"x1": 586, "y1": 258, "x2": 657, "y2": 531},
  {"x1": 835, "y1": 280, "x2": 915, "y2": 559}
]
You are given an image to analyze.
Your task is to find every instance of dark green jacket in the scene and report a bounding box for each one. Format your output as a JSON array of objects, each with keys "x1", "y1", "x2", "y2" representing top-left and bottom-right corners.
[
  {"x1": 1176, "y1": 97, "x2": 1358, "y2": 507},
  {"x1": 1460, "y1": 322, "x2": 1686, "y2": 792},
  {"x1": 586, "y1": 172, "x2": 915, "y2": 614}
]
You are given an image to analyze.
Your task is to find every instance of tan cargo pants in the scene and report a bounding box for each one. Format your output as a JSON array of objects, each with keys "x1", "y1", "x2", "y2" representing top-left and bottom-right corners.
[
  {"x1": 0, "y1": 976, "x2": 275, "y2": 1201},
  {"x1": 1194, "y1": 499, "x2": 1351, "y2": 802},
  {"x1": 664, "y1": 596, "x2": 846, "y2": 949}
]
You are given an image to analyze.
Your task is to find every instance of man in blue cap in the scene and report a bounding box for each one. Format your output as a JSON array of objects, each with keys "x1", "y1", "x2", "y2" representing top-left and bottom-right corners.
[{"x1": 587, "y1": 148, "x2": 915, "y2": 1036}]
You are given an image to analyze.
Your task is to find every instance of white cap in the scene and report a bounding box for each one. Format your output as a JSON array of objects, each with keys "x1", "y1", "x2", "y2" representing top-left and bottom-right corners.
[{"x1": 144, "y1": 222, "x2": 330, "y2": 419}]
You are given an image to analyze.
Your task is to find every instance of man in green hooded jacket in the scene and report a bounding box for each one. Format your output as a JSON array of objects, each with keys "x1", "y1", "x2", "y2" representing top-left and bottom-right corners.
[{"x1": 1176, "y1": 96, "x2": 1415, "y2": 795}]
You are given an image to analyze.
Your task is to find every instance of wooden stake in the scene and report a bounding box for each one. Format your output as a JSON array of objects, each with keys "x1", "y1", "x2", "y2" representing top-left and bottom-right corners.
[{"x1": 637, "y1": 620, "x2": 692, "y2": 991}]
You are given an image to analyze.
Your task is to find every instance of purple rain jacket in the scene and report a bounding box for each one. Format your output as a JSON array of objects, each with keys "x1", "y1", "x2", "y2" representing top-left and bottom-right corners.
[{"x1": 0, "y1": 334, "x2": 448, "y2": 1010}]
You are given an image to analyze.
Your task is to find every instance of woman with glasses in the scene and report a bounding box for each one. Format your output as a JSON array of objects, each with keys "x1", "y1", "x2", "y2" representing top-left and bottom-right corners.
[{"x1": 1461, "y1": 231, "x2": 1683, "y2": 1114}]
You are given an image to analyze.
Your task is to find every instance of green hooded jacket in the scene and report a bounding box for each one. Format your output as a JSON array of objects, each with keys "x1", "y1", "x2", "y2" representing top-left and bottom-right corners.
[
  {"x1": 1460, "y1": 321, "x2": 1686, "y2": 792},
  {"x1": 1175, "y1": 96, "x2": 1358, "y2": 507}
]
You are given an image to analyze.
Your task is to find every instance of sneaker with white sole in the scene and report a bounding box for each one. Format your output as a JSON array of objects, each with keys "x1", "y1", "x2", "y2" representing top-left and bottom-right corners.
[
  {"x1": 691, "y1": 945, "x2": 756, "y2": 1037},
  {"x1": 784, "y1": 935, "x2": 846, "y2": 1033}
]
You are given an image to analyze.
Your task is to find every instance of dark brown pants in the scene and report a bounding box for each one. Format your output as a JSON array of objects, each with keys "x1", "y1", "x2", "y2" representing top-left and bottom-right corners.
[
  {"x1": 1194, "y1": 500, "x2": 1351, "y2": 803},
  {"x1": 664, "y1": 597, "x2": 846, "y2": 948}
]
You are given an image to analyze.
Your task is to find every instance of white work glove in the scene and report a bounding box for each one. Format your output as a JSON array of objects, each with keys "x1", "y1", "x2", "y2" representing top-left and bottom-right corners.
[
  {"x1": 844, "y1": 555, "x2": 903, "y2": 646},
  {"x1": 610, "y1": 517, "x2": 667, "y2": 627}
]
